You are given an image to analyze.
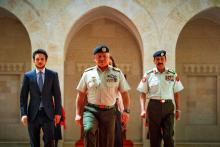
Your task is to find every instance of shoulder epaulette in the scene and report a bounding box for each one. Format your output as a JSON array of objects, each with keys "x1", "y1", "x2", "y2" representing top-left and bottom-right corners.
[
  {"x1": 84, "y1": 67, "x2": 95, "y2": 72},
  {"x1": 112, "y1": 67, "x2": 120, "y2": 72},
  {"x1": 146, "y1": 69, "x2": 154, "y2": 75},
  {"x1": 168, "y1": 69, "x2": 176, "y2": 74}
]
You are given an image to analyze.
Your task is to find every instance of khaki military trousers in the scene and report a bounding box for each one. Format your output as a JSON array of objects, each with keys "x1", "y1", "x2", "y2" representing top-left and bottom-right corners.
[{"x1": 83, "y1": 104, "x2": 116, "y2": 147}]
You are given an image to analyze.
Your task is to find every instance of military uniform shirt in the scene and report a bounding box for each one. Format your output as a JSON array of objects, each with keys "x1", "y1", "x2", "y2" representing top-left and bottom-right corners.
[
  {"x1": 77, "y1": 65, "x2": 130, "y2": 106},
  {"x1": 137, "y1": 68, "x2": 184, "y2": 100}
]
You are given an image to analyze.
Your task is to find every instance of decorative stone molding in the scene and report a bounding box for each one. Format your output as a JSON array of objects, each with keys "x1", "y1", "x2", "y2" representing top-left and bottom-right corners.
[
  {"x1": 0, "y1": 63, "x2": 25, "y2": 74},
  {"x1": 183, "y1": 64, "x2": 219, "y2": 74},
  {"x1": 76, "y1": 63, "x2": 95, "y2": 73},
  {"x1": 76, "y1": 63, "x2": 131, "y2": 73},
  {"x1": 117, "y1": 64, "x2": 131, "y2": 73}
]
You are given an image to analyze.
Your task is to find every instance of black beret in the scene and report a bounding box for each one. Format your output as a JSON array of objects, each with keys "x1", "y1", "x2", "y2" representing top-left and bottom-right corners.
[
  {"x1": 153, "y1": 50, "x2": 166, "y2": 57},
  {"x1": 93, "y1": 44, "x2": 109, "y2": 55}
]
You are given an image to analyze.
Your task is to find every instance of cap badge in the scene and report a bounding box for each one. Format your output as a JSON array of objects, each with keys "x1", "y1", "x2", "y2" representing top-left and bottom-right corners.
[
  {"x1": 161, "y1": 52, "x2": 164, "y2": 56},
  {"x1": 102, "y1": 47, "x2": 106, "y2": 52}
]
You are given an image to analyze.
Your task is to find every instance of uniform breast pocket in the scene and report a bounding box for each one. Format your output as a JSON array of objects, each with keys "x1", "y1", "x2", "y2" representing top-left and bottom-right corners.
[
  {"x1": 106, "y1": 81, "x2": 118, "y2": 88},
  {"x1": 165, "y1": 80, "x2": 174, "y2": 91},
  {"x1": 107, "y1": 81, "x2": 118, "y2": 94},
  {"x1": 87, "y1": 78, "x2": 100, "y2": 89},
  {"x1": 149, "y1": 84, "x2": 159, "y2": 93},
  {"x1": 149, "y1": 78, "x2": 159, "y2": 93}
]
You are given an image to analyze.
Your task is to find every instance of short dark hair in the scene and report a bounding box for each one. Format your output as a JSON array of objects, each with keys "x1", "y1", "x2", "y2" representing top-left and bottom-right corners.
[{"x1": 32, "y1": 49, "x2": 48, "y2": 60}]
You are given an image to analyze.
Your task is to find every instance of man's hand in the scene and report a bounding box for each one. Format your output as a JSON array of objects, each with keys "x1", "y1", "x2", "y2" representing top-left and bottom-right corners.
[
  {"x1": 140, "y1": 110, "x2": 146, "y2": 118},
  {"x1": 175, "y1": 110, "x2": 181, "y2": 120},
  {"x1": 54, "y1": 115, "x2": 61, "y2": 125},
  {"x1": 75, "y1": 114, "x2": 82, "y2": 127},
  {"x1": 121, "y1": 112, "x2": 129, "y2": 124},
  {"x1": 140, "y1": 110, "x2": 149, "y2": 127},
  {"x1": 21, "y1": 115, "x2": 28, "y2": 126}
]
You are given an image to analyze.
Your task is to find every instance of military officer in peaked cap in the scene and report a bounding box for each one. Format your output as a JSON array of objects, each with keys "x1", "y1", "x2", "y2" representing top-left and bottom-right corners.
[
  {"x1": 75, "y1": 44, "x2": 131, "y2": 147},
  {"x1": 137, "y1": 50, "x2": 184, "y2": 147}
]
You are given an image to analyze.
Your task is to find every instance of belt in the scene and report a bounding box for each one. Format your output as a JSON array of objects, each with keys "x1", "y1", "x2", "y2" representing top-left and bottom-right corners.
[
  {"x1": 150, "y1": 99, "x2": 172, "y2": 103},
  {"x1": 87, "y1": 103, "x2": 115, "y2": 110}
]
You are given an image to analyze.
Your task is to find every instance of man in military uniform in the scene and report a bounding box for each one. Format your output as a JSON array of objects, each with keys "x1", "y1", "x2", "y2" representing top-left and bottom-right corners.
[
  {"x1": 137, "y1": 50, "x2": 184, "y2": 147},
  {"x1": 75, "y1": 44, "x2": 131, "y2": 147}
]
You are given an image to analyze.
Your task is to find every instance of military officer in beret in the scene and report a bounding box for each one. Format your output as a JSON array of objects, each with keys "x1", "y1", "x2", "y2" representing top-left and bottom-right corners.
[
  {"x1": 75, "y1": 44, "x2": 131, "y2": 147},
  {"x1": 137, "y1": 50, "x2": 184, "y2": 147}
]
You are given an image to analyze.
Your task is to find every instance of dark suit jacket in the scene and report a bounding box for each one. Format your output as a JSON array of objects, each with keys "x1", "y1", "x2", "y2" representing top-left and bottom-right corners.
[{"x1": 20, "y1": 68, "x2": 62, "y2": 121}]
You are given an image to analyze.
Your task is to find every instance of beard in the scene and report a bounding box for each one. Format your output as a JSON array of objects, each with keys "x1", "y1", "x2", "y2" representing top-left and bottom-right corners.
[{"x1": 35, "y1": 64, "x2": 45, "y2": 70}]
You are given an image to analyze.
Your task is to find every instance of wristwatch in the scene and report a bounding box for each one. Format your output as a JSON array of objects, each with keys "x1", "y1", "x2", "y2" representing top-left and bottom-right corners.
[{"x1": 123, "y1": 108, "x2": 130, "y2": 114}]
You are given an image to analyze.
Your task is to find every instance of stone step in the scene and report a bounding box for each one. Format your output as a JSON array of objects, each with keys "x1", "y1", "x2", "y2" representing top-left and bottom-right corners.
[
  {"x1": 1, "y1": 142, "x2": 220, "y2": 147},
  {"x1": 176, "y1": 143, "x2": 220, "y2": 147}
]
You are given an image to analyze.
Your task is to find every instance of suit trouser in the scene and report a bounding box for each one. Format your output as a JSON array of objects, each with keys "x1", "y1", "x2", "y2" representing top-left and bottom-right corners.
[
  {"x1": 28, "y1": 109, "x2": 54, "y2": 147},
  {"x1": 54, "y1": 123, "x2": 62, "y2": 147},
  {"x1": 147, "y1": 100, "x2": 175, "y2": 147},
  {"x1": 83, "y1": 104, "x2": 116, "y2": 147}
]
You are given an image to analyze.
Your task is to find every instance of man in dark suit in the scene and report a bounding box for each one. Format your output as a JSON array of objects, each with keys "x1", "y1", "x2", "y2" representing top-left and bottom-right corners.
[{"x1": 20, "y1": 49, "x2": 62, "y2": 147}]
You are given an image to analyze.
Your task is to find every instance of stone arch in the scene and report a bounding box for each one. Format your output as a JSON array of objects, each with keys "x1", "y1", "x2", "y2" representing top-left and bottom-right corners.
[
  {"x1": 175, "y1": 7, "x2": 220, "y2": 144},
  {"x1": 0, "y1": 1, "x2": 50, "y2": 50},
  {"x1": 64, "y1": 5, "x2": 143, "y2": 58},
  {"x1": 160, "y1": 1, "x2": 220, "y2": 67},
  {"x1": 56, "y1": 0, "x2": 158, "y2": 68},
  {"x1": 0, "y1": 6, "x2": 31, "y2": 142},
  {"x1": 64, "y1": 5, "x2": 144, "y2": 144}
]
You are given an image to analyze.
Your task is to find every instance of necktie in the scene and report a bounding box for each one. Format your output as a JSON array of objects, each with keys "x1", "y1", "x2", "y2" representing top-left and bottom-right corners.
[
  {"x1": 38, "y1": 71, "x2": 43, "y2": 92},
  {"x1": 38, "y1": 71, "x2": 44, "y2": 109}
]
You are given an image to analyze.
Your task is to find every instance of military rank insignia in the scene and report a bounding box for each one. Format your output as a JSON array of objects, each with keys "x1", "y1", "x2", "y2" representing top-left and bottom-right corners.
[
  {"x1": 107, "y1": 74, "x2": 118, "y2": 82},
  {"x1": 92, "y1": 76, "x2": 97, "y2": 81},
  {"x1": 165, "y1": 75, "x2": 174, "y2": 81}
]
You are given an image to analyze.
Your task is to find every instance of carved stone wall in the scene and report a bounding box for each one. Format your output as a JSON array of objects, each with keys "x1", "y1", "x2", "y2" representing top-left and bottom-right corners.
[
  {"x1": 0, "y1": 63, "x2": 25, "y2": 74},
  {"x1": 176, "y1": 18, "x2": 220, "y2": 142},
  {"x1": 187, "y1": 75, "x2": 217, "y2": 125},
  {"x1": 182, "y1": 64, "x2": 219, "y2": 125},
  {"x1": 0, "y1": 63, "x2": 29, "y2": 141},
  {"x1": 0, "y1": 9, "x2": 31, "y2": 142}
]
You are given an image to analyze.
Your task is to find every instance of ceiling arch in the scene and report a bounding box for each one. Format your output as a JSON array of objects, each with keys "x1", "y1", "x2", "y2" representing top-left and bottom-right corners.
[{"x1": 64, "y1": 6, "x2": 143, "y2": 59}]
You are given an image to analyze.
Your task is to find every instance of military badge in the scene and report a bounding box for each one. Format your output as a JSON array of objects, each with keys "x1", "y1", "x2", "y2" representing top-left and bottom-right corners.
[
  {"x1": 102, "y1": 47, "x2": 107, "y2": 52},
  {"x1": 107, "y1": 74, "x2": 118, "y2": 82},
  {"x1": 92, "y1": 76, "x2": 97, "y2": 82},
  {"x1": 165, "y1": 75, "x2": 174, "y2": 81}
]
